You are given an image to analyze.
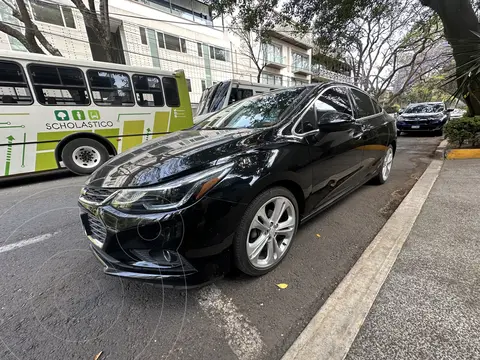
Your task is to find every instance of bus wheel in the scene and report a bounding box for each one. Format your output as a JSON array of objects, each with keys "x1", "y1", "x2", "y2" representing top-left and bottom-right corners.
[{"x1": 61, "y1": 138, "x2": 109, "y2": 175}]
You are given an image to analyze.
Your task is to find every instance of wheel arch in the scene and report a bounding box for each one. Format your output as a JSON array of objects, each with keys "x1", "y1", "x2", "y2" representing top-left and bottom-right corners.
[{"x1": 54, "y1": 132, "x2": 117, "y2": 166}]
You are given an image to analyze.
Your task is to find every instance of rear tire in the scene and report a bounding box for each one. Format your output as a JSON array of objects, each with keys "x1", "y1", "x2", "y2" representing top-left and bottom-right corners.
[
  {"x1": 233, "y1": 187, "x2": 299, "y2": 276},
  {"x1": 61, "y1": 138, "x2": 109, "y2": 175},
  {"x1": 372, "y1": 144, "x2": 394, "y2": 185}
]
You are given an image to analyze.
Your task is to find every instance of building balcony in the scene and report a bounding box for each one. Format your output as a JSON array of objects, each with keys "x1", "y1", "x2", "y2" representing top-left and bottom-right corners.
[
  {"x1": 265, "y1": 54, "x2": 287, "y2": 69},
  {"x1": 267, "y1": 25, "x2": 313, "y2": 50},
  {"x1": 293, "y1": 64, "x2": 312, "y2": 75},
  {"x1": 312, "y1": 64, "x2": 352, "y2": 84}
]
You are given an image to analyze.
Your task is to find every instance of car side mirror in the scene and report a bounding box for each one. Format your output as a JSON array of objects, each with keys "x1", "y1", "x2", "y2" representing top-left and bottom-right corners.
[
  {"x1": 317, "y1": 111, "x2": 355, "y2": 132},
  {"x1": 398, "y1": 110, "x2": 404, "y2": 115}
]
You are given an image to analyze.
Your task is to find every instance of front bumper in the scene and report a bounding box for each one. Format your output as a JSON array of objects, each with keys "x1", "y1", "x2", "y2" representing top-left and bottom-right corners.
[
  {"x1": 79, "y1": 194, "x2": 242, "y2": 289},
  {"x1": 397, "y1": 119, "x2": 447, "y2": 132}
]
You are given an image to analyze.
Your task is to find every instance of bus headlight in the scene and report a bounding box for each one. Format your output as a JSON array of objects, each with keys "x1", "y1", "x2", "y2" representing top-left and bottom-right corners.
[{"x1": 110, "y1": 163, "x2": 233, "y2": 212}]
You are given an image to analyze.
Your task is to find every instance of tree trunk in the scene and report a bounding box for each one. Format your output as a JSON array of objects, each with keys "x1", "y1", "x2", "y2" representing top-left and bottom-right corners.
[{"x1": 420, "y1": 0, "x2": 480, "y2": 115}]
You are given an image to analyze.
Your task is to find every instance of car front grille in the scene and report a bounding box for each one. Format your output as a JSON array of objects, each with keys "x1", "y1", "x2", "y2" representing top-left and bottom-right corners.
[
  {"x1": 86, "y1": 213, "x2": 107, "y2": 244},
  {"x1": 80, "y1": 187, "x2": 116, "y2": 204}
]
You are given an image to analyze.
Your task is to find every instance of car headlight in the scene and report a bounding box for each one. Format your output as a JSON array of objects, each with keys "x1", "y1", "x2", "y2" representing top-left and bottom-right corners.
[{"x1": 110, "y1": 163, "x2": 233, "y2": 212}]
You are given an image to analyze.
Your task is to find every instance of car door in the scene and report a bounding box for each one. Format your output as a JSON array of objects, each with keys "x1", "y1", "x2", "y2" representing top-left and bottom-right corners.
[
  {"x1": 349, "y1": 88, "x2": 389, "y2": 179},
  {"x1": 296, "y1": 86, "x2": 365, "y2": 213}
]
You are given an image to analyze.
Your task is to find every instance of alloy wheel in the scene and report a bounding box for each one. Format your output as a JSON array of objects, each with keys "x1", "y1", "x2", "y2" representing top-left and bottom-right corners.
[
  {"x1": 382, "y1": 147, "x2": 394, "y2": 180},
  {"x1": 246, "y1": 196, "x2": 296, "y2": 269}
]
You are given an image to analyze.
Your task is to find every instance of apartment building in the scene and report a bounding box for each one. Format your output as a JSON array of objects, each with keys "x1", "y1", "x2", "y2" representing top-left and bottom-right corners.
[{"x1": 0, "y1": 0, "x2": 352, "y2": 108}]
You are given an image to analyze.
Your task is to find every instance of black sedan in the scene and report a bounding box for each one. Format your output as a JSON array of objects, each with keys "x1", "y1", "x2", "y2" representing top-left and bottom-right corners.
[{"x1": 78, "y1": 83, "x2": 396, "y2": 288}]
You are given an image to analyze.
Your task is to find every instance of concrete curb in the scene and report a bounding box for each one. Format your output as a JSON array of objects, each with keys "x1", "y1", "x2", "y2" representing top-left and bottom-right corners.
[
  {"x1": 281, "y1": 152, "x2": 445, "y2": 360},
  {"x1": 435, "y1": 139, "x2": 449, "y2": 159}
]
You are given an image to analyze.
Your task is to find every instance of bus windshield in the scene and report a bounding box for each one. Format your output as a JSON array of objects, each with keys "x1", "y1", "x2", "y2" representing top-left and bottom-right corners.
[{"x1": 196, "y1": 81, "x2": 231, "y2": 116}]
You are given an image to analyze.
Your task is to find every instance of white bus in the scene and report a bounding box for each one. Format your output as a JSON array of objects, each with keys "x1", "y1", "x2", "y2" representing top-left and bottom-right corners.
[
  {"x1": 0, "y1": 51, "x2": 193, "y2": 177},
  {"x1": 194, "y1": 79, "x2": 282, "y2": 123}
]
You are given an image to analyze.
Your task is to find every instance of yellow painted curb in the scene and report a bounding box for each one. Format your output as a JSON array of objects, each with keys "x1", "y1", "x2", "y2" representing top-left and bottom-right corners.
[{"x1": 446, "y1": 149, "x2": 480, "y2": 159}]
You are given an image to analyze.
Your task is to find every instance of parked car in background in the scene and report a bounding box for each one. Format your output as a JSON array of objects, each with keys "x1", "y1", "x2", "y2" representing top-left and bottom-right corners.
[
  {"x1": 193, "y1": 80, "x2": 282, "y2": 124},
  {"x1": 450, "y1": 108, "x2": 467, "y2": 119},
  {"x1": 79, "y1": 83, "x2": 397, "y2": 288},
  {"x1": 396, "y1": 102, "x2": 452, "y2": 136}
]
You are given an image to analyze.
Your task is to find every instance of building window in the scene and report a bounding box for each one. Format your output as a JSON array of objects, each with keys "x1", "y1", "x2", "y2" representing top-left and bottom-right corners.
[
  {"x1": 139, "y1": 27, "x2": 148, "y2": 45},
  {"x1": 186, "y1": 79, "x2": 192, "y2": 92},
  {"x1": 29, "y1": 64, "x2": 89, "y2": 105},
  {"x1": 292, "y1": 52, "x2": 309, "y2": 70},
  {"x1": 210, "y1": 46, "x2": 228, "y2": 61},
  {"x1": 201, "y1": 80, "x2": 206, "y2": 91},
  {"x1": 87, "y1": 70, "x2": 134, "y2": 106},
  {"x1": 132, "y1": 74, "x2": 164, "y2": 107},
  {"x1": 163, "y1": 33, "x2": 187, "y2": 53},
  {"x1": 197, "y1": 42, "x2": 203, "y2": 57},
  {"x1": 157, "y1": 32, "x2": 165, "y2": 48},
  {"x1": 62, "y1": 7, "x2": 75, "y2": 28},
  {"x1": 0, "y1": 61, "x2": 33, "y2": 105},
  {"x1": 262, "y1": 73, "x2": 282, "y2": 86},
  {"x1": 265, "y1": 43, "x2": 282, "y2": 63},
  {"x1": 30, "y1": 0, "x2": 76, "y2": 28}
]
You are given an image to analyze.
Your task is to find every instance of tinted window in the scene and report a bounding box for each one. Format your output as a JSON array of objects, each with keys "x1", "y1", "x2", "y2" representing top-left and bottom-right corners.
[
  {"x1": 29, "y1": 64, "x2": 89, "y2": 105},
  {"x1": 321, "y1": 87, "x2": 353, "y2": 115},
  {"x1": 351, "y1": 89, "x2": 375, "y2": 118},
  {"x1": 372, "y1": 99, "x2": 382, "y2": 113},
  {"x1": 198, "y1": 87, "x2": 306, "y2": 129},
  {"x1": 87, "y1": 70, "x2": 133, "y2": 106},
  {"x1": 296, "y1": 87, "x2": 352, "y2": 133},
  {"x1": 133, "y1": 74, "x2": 164, "y2": 107},
  {"x1": 197, "y1": 42, "x2": 203, "y2": 57},
  {"x1": 162, "y1": 77, "x2": 180, "y2": 107},
  {"x1": 229, "y1": 88, "x2": 254, "y2": 105},
  {"x1": 0, "y1": 61, "x2": 32, "y2": 105}
]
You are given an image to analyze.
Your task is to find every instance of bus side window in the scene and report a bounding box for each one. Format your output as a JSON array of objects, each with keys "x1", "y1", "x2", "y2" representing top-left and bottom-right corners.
[
  {"x1": 0, "y1": 61, "x2": 33, "y2": 105},
  {"x1": 133, "y1": 74, "x2": 165, "y2": 107},
  {"x1": 162, "y1": 77, "x2": 180, "y2": 107},
  {"x1": 87, "y1": 70, "x2": 134, "y2": 106},
  {"x1": 28, "y1": 64, "x2": 90, "y2": 106}
]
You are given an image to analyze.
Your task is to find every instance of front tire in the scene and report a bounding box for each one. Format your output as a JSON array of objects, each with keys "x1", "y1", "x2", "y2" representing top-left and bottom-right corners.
[
  {"x1": 61, "y1": 138, "x2": 109, "y2": 175},
  {"x1": 233, "y1": 187, "x2": 299, "y2": 276},
  {"x1": 372, "y1": 144, "x2": 394, "y2": 185}
]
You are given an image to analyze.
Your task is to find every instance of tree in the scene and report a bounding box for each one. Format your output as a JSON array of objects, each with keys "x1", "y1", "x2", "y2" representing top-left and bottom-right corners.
[
  {"x1": 230, "y1": 19, "x2": 270, "y2": 83},
  {"x1": 0, "y1": 0, "x2": 61, "y2": 55},
  {"x1": 420, "y1": 0, "x2": 480, "y2": 115},
  {"x1": 71, "y1": 0, "x2": 115, "y2": 62},
  {"x1": 0, "y1": 0, "x2": 116, "y2": 62}
]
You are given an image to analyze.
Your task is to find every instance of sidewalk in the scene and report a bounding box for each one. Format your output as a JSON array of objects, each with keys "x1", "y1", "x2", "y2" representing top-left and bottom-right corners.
[
  {"x1": 346, "y1": 159, "x2": 480, "y2": 359},
  {"x1": 283, "y1": 159, "x2": 480, "y2": 360}
]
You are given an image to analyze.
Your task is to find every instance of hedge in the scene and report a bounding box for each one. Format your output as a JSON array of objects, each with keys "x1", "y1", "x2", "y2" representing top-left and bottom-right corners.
[{"x1": 443, "y1": 116, "x2": 480, "y2": 148}]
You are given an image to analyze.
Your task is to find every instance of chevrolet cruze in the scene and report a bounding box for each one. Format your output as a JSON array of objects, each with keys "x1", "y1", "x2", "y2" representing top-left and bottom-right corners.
[{"x1": 79, "y1": 83, "x2": 396, "y2": 288}]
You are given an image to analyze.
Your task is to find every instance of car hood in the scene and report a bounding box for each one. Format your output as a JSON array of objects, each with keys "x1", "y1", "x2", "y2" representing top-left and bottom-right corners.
[
  {"x1": 401, "y1": 112, "x2": 444, "y2": 118},
  {"x1": 85, "y1": 128, "x2": 262, "y2": 188}
]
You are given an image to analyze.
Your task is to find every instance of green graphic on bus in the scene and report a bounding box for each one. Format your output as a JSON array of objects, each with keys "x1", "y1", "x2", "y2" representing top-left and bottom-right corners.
[
  {"x1": 72, "y1": 110, "x2": 86, "y2": 120},
  {"x1": 88, "y1": 110, "x2": 100, "y2": 120},
  {"x1": 54, "y1": 110, "x2": 69, "y2": 121}
]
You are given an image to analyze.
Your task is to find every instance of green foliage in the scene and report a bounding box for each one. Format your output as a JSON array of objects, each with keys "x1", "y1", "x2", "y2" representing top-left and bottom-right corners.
[
  {"x1": 443, "y1": 117, "x2": 480, "y2": 148},
  {"x1": 384, "y1": 104, "x2": 400, "y2": 113},
  {"x1": 399, "y1": 74, "x2": 452, "y2": 105}
]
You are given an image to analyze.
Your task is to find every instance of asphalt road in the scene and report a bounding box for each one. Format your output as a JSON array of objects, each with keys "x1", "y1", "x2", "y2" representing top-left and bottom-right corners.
[{"x1": 0, "y1": 135, "x2": 441, "y2": 360}]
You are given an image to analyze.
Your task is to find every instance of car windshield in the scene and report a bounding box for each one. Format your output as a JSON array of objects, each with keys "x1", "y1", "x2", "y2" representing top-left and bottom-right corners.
[
  {"x1": 404, "y1": 104, "x2": 444, "y2": 114},
  {"x1": 196, "y1": 87, "x2": 306, "y2": 129}
]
